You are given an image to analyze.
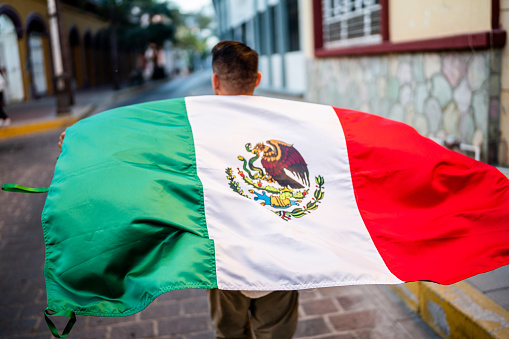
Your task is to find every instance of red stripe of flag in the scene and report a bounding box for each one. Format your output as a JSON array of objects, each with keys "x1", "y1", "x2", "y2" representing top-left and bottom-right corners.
[{"x1": 334, "y1": 107, "x2": 509, "y2": 284}]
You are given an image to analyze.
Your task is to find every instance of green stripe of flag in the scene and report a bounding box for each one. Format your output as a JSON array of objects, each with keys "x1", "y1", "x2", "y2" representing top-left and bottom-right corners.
[{"x1": 42, "y1": 98, "x2": 217, "y2": 316}]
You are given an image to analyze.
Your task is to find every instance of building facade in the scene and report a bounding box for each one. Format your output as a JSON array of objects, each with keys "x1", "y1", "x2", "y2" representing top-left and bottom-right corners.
[
  {"x1": 213, "y1": 0, "x2": 310, "y2": 95},
  {"x1": 0, "y1": 0, "x2": 111, "y2": 104},
  {"x1": 214, "y1": 0, "x2": 508, "y2": 165},
  {"x1": 310, "y1": 0, "x2": 504, "y2": 165}
]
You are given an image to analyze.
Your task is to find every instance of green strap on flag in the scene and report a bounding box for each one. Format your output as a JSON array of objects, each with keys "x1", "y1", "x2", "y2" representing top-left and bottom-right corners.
[
  {"x1": 1, "y1": 184, "x2": 49, "y2": 193},
  {"x1": 44, "y1": 309, "x2": 76, "y2": 338}
]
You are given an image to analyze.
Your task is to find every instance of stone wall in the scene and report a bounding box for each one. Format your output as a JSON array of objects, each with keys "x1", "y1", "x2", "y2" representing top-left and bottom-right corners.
[{"x1": 306, "y1": 50, "x2": 502, "y2": 163}]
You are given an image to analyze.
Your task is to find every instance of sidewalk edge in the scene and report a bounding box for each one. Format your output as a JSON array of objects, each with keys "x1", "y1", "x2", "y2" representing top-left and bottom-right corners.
[
  {"x1": 390, "y1": 281, "x2": 509, "y2": 338},
  {"x1": 0, "y1": 115, "x2": 81, "y2": 139},
  {"x1": 0, "y1": 80, "x2": 166, "y2": 140}
]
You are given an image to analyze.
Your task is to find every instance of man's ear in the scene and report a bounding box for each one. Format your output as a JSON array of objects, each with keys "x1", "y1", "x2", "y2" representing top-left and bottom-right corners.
[
  {"x1": 255, "y1": 72, "x2": 262, "y2": 88},
  {"x1": 212, "y1": 74, "x2": 220, "y2": 94}
]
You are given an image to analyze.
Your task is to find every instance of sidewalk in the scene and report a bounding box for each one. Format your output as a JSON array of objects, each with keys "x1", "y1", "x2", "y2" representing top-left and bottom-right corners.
[
  {"x1": 1, "y1": 78, "x2": 508, "y2": 338},
  {"x1": 0, "y1": 80, "x2": 165, "y2": 139}
]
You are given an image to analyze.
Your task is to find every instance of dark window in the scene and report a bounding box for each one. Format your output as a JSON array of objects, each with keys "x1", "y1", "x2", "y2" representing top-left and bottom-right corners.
[
  {"x1": 287, "y1": 0, "x2": 300, "y2": 51},
  {"x1": 269, "y1": 6, "x2": 277, "y2": 54},
  {"x1": 241, "y1": 22, "x2": 247, "y2": 44},
  {"x1": 258, "y1": 12, "x2": 268, "y2": 55}
]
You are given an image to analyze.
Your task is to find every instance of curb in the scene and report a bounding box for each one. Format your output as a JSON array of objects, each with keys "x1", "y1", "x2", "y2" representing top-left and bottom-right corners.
[
  {"x1": 0, "y1": 114, "x2": 81, "y2": 139},
  {"x1": 390, "y1": 282, "x2": 509, "y2": 338},
  {"x1": 0, "y1": 103, "x2": 95, "y2": 140},
  {"x1": 0, "y1": 79, "x2": 168, "y2": 140}
]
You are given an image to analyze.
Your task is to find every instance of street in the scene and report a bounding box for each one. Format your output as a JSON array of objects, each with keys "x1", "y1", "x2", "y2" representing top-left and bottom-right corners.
[
  {"x1": 0, "y1": 71, "x2": 438, "y2": 339},
  {"x1": 101, "y1": 68, "x2": 214, "y2": 111}
]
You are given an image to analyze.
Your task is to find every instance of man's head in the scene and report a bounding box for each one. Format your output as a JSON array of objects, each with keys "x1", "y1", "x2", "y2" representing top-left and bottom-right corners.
[{"x1": 211, "y1": 40, "x2": 261, "y2": 96}]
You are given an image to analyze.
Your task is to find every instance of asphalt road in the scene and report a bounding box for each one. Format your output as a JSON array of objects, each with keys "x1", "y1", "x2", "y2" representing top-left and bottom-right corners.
[{"x1": 102, "y1": 68, "x2": 214, "y2": 111}]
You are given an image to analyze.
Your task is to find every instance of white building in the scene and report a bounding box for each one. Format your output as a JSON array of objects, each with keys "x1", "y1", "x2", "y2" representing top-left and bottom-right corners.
[{"x1": 212, "y1": 0, "x2": 314, "y2": 96}]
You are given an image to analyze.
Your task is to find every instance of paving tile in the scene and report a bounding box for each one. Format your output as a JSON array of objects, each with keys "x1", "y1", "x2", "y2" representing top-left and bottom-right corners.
[
  {"x1": 64, "y1": 327, "x2": 108, "y2": 339},
  {"x1": 158, "y1": 315, "x2": 211, "y2": 335},
  {"x1": 20, "y1": 301, "x2": 49, "y2": 318},
  {"x1": 0, "y1": 288, "x2": 40, "y2": 307},
  {"x1": 0, "y1": 318, "x2": 37, "y2": 337},
  {"x1": 110, "y1": 321, "x2": 154, "y2": 338},
  {"x1": 364, "y1": 286, "x2": 414, "y2": 321},
  {"x1": 336, "y1": 293, "x2": 375, "y2": 312},
  {"x1": 294, "y1": 317, "x2": 331, "y2": 337},
  {"x1": 0, "y1": 305, "x2": 22, "y2": 320},
  {"x1": 485, "y1": 287, "x2": 509, "y2": 309},
  {"x1": 397, "y1": 317, "x2": 441, "y2": 339},
  {"x1": 329, "y1": 310, "x2": 378, "y2": 331},
  {"x1": 318, "y1": 334, "x2": 358, "y2": 339},
  {"x1": 182, "y1": 297, "x2": 210, "y2": 315},
  {"x1": 158, "y1": 289, "x2": 207, "y2": 302},
  {"x1": 187, "y1": 330, "x2": 215, "y2": 339},
  {"x1": 301, "y1": 298, "x2": 339, "y2": 316},
  {"x1": 356, "y1": 323, "x2": 408, "y2": 339},
  {"x1": 467, "y1": 265, "x2": 509, "y2": 292},
  {"x1": 13, "y1": 334, "x2": 51, "y2": 339},
  {"x1": 88, "y1": 314, "x2": 138, "y2": 327},
  {"x1": 318, "y1": 286, "x2": 363, "y2": 298},
  {"x1": 141, "y1": 301, "x2": 181, "y2": 319},
  {"x1": 299, "y1": 289, "x2": 321, "y2": 300}
]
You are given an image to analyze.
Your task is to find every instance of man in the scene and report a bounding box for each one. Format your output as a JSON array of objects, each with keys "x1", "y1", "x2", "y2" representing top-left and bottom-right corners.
[
  {"x1": 207, "y1": 40, "x2": 299, "y2": 339},
  {"x1": 58, "y1": 40, "x2": 299, "y2": 339}
]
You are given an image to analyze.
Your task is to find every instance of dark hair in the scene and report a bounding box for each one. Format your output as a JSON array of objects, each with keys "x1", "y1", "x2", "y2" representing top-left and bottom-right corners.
[{"x1": 211, "y1": 40, "x2": 259, "y2": 94}]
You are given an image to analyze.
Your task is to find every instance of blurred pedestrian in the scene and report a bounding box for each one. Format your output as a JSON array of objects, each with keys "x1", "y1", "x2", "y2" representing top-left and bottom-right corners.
[{"x1": 0, "y1": 67, "x2": 11, "y2": 126}]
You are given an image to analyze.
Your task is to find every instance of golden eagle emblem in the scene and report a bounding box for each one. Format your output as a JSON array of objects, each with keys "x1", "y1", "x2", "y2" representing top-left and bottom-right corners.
[
  {"x1": 252, "y1": 140, "x2": 309, "y2": 189},
  {"x1": 226, "y1": 139, "x2": 324, "y2": 221}
]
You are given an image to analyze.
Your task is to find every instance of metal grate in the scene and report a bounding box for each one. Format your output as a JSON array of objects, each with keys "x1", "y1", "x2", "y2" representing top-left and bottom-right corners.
[{"x1": 322, "y1": 0, "x2": 381, "y2": 48}]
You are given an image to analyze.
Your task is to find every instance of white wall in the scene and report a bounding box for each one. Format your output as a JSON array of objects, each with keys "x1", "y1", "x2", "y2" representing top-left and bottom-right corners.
[
  {"x1": 270, "y1": 54, "x2": 283, "y2": 89},
  {"x1": 390, "y1": 0, "x2": 491, "y2": 42},
  {"x1": 285, "y1": 51, "x2": 306, "y2": 93},
  {"x1": 259, "y1": 55, "x2": 270, "y2": 87},
  {"x1": 228, "y1": 0, "x2": 256, "y2": 27}
]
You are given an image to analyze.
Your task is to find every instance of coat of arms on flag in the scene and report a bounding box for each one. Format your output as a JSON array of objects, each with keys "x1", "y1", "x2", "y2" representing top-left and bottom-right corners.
[{"x1": 225, "y1": 140, "x2": 325, "y2": 221}]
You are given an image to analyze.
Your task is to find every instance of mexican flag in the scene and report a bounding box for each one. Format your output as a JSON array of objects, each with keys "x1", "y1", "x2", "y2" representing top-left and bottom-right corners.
[{"x1": 38, "y1": 95, "x2": 509, "y2": 318}]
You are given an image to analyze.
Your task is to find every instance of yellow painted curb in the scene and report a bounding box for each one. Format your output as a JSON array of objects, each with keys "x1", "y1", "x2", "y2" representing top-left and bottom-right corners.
[
  {"x1": 0, "y1": 116, "x2": 79, "y2": 139},
  {"x1": 391, "y1": 282, "x2": 509, "y2": 338}
]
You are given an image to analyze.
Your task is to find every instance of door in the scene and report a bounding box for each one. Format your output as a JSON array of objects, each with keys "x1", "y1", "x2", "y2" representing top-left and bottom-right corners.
[
  {"x1": 0, "y1": 14, "x2": 25, "y2": 103},
  {"x1": 29, "y1": 34, "x2": 47, "y2": 96}
]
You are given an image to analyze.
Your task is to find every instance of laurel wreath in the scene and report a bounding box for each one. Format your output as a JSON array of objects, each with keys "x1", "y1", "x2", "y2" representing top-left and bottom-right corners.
[
  {"x1": 226, "y1": 167, "x2": 324, "y2": 221},
  {"x1": 225, "y1": 167, "x2": 248, "y2": 198},
  {"x1": 275, "y1": 176, "x2": 324, "y2": 220}
]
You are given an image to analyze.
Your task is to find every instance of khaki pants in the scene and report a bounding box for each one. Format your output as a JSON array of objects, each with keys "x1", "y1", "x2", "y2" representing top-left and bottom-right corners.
[{"x1": 208, "y1": 290, "x2": 299, "y2": 339}]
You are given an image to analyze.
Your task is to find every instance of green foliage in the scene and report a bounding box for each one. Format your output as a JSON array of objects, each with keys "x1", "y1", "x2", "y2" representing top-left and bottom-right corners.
[
  {"x1": 64, "y1": 0, "x2": 214, "y2": 57},
  {"x1": 226, "y1": 168, "x2": 248, "y2": 198},
  {"x1": 73, "y1": 0, "x2": 178, "y2": 50},
  {"x1": 286, "y1": 176, "x2": 325, "y2": 219}
]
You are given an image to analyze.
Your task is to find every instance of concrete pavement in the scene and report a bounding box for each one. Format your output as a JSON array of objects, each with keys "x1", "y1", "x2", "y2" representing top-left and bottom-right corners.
[{"x1": 0, "y1": 72, "x2": 508, "y2": 338}]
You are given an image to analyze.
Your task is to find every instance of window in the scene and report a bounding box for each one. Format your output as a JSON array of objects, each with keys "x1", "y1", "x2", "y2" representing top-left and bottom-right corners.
[
  {"x1": 241, "y1": 22, "x2": 247, "y2": 44},
  {"x1": 322, "y1": 0, "x2": 381, "y2": 48},
  {"x1": 287, "y1": 0, "x2": 300, "y2": 52},
  {"x1": 258, "y1": 12, "x2": 268, "y2": 55},
  {"x1": 269, "y1": 6, "x2": 277, "y2": 54}
]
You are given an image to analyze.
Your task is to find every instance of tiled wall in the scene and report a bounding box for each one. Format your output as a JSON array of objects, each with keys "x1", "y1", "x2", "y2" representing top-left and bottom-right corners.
[{"x1": 306, "y1": 50, "x2": 502, "y2": 163}]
